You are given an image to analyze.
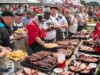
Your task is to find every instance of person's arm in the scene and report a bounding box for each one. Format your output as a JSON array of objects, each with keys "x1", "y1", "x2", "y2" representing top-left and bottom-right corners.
[
  {"x1": 42, "y1": 23, "x2": 52, "y2": 32},
  {"x1": 0, "y1": 49, "x2": 5, "y2": 58},
  {"x1": 69, "y1": 16, "x2": 75, "y2": 28},
  {"x1": 60, "y1": 17, "x2": 68, "y2": 29},
  {"x1": 85, "y1": 14, "x2": 89, "y2": 24},
  {"x1": 35, "y1": 37, "x2": 46, "y2": 47},
  {"x1": 27, "y1": 23, "x2": 46, "y2": 47},
  {"x1": 60, "y1": 24, "x2": 68, "y2": 29},
  {"x1": 51, "y1": 19, "x2": 61, "y2": 29},
  {"x1": 0, "y1": 46, "x2": 11, "y2": 58}
]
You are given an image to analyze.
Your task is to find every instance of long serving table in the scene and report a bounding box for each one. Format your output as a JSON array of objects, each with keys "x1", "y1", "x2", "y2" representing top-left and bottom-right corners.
[
  {"x1": 65, "y1": 40, "x2": 83, "y2": 66},
  {"x1": 13, "y1": 40, "x2": 82, "y2": 75},
  {"x1": 50, "y1": 40, "x2": 83, "y2": 75},
  {"x1": 65, "y1": 40, "x2": 100, "y2": 75},
  {"x1": 14, "y1": 40, "x2": 99, "y2": 75}
]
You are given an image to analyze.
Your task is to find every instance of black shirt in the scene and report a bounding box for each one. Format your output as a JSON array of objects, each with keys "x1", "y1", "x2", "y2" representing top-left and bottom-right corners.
[{"x1": 0, "y1": 18, "x2": 14, "y2": 49}]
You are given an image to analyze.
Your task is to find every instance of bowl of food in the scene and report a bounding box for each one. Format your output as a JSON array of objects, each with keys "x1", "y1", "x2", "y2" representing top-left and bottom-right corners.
[
  {"x1": 45, "y1": 43, "x2": 59, "y2": 48},
  {"x1": 7, "y1": 50, "x2": 28, "y2": 61},
  {"x1": 54, "y1": 68, "x2": 63, "y2": 74},
  {"x1": 14, "y1": 28, "x2": 27, "y2": 39}
]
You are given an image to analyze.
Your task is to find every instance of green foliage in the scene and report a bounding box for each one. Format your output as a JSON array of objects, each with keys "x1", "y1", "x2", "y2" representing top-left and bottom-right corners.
[
  {"x1": 80, "y1": 0, "x2": 86, "y2": 5},
  {"x1": 80, "y1": 0, "x2": 100, "y2": 6},
  {"x1": 87, "y1": 1, "x2": 100, "y2": 6}
]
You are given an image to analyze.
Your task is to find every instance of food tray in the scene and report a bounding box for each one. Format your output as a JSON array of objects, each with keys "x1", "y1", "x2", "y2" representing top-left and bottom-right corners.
[
  {"x1": 21, "y1": 60, "x2": 57, "y2": 73},
  {"x1": 58, "y1": 70, "x2": 78, "y2": 75},
  {"x1": 69, "y1": 34, "x2": 90, "y2": 40},
  {"x1": 45, "y1": 45, "x2": 67, "y2": 52},
  {"x1": 68, "y1": 68, "x2": 97, "y2": 75},
  {"x1": 83, "y1": 42, "x2": 93, "y2": 46},
  {"x1": 79, "y1": 49, "x2": 100, "y2": 55},
  {"x1": 68, "y1": 60, "x2": 99, "y2": 75},
  {"x1": 71, "y1": 36, "x2": 89, "y2": 40},
  {"x1": 79, "y1": 68, "x2": 96, "y2": 75},
  {"x1": 77, "y1": 55, "x2": 100, "y2": 64}
]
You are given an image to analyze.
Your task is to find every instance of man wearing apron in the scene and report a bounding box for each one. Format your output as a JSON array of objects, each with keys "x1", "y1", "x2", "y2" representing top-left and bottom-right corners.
[
  {"x1": 26, "y1": 15, "x2": 46, "y2": 55},
  {"x1": 91, "y1": 13, "x2": 100, "y2": 53}
]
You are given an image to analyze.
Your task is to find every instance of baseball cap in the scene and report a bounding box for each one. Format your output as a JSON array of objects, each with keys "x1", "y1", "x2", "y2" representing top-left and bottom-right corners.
[
  {"x1": 50, "y1": 6, "x2": 58, "y2": 10},
  {"x1": 1, "y1": 11, "x2": 14, "y2": 17},
  {"x1": 27, "y1": 9, "x2": 34, "y2": 14},
  {"x1": 15, "y1": 12, "x2": 23, "y2": 16},
  {"x1": 96, "y1": 13, "x2": 100, "y2": 17}
]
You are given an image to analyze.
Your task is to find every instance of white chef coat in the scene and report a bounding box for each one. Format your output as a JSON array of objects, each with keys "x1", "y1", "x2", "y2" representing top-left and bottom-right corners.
[
  {"x1": 77, "y1": 12, "x2": 86, "y2": 25},
  {"x1": 69, "y1": 15, "x2": 78, "y2": 33},
  {"x1": 52, "y1": 13, "x2": 68, "y2": 32},
  {"x1": 42, "y1": 17, "x2": 60, "y2": 40}
]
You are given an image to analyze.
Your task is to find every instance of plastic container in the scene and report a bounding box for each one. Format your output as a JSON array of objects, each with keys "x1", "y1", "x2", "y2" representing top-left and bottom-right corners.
[{"x1": 53, "y1": 68, "x2": 63, "y2": 75}]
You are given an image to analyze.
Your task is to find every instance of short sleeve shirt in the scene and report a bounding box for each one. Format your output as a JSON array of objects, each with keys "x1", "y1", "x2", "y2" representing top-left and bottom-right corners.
[{"x1": 26, "y1": 21, "x2": 39, "y2": 45}]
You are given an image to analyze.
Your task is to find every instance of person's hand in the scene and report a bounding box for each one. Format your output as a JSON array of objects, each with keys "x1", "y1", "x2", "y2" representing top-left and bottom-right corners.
[
  {"x1": 42, "y1": 43, "x2": 47, "y2": 48},
  {"x1": 0, "y1": 46, "x2": 12, "y2": 57},
  {"x1": 46, "y1": 28, "x2": 52, "y2": 32},
  {"x1": 51, "y1": 26, "x2": 56, "y2": 30},
  {"x1": 3, "y1": 47, "x2": 12, "y2": 55},
  {"x1": 23, "y1": 28, "x2": 28, "y2": 34},
  {"x1": 13, "y1": 33, "x2": 24, "y2": 40},
  {"x1": 0, "y1": 47, "x2": 5, "y2": 58}
]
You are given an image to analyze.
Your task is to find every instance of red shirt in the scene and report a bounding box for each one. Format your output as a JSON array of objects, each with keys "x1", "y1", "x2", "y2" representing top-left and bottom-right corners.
[
  {"x1": 96, "y1": 47, "x2": 100, "y2": 53},
  {"x1": 91, "y1": 22, "x2": 100, "y2": 53},
  {"x1": 92, "y1": 22, "x2": 100, "y2": 40},
  {"x1": 26, "y1": 21, "x2": 46, "y2": 45}
]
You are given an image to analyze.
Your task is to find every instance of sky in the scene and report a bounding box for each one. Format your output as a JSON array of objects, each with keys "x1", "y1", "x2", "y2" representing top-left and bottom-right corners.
[{"x1": 84, "y1": 0, "x2": 100, "y2": 3}]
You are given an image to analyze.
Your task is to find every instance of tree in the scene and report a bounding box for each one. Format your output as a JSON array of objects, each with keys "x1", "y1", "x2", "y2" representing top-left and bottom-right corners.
[
  {"x1": 80, "y1": 0, "x2": 86, "y2": 5},
  {"x1": 87, "y1": 1, "x2": 100, "y2": 6}
]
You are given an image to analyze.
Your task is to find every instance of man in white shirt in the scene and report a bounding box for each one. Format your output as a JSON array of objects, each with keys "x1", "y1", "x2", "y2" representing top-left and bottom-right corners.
[
  {"x1": 50, "y1": 7, "x2": 68, "y2": 40},
  {"x1": 68, "y1": 14, "x2": 78, "y2": 37},
  {"x1": 43, "y1": 11, "x2": 60, "y2": 42},
  {"x1": 77, "y1": 7, "x2": 86, "y2": 31}
]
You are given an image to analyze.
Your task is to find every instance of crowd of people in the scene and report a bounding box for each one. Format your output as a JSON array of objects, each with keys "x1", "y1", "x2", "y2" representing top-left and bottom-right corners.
[
  {"x1": 0, "y1": 4, "x2": 100, "y2": 74},
  {"x1": 0, "y1": 4, "x2": 100, "y2": 56}
]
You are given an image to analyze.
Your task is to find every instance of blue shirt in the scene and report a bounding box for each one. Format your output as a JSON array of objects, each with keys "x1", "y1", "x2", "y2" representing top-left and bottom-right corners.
[
  {"x1": 0, "y1": 12, "x2": 2, "y2": 17},
  {"x1": 0, "y1": 22, "x2": 4, "y2": 28}
]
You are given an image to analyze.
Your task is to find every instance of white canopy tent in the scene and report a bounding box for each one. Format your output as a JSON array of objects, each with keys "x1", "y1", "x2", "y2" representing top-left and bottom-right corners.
[
  {"x1": 27, "y1": 0, "x2": 40, "y2": 3},
  {"x1": 64, "y1": 0, "x2": 82, "y2": 5},
  {"x1": 70, "y1": 0, "x2": 82, "y2": 6},
  {"x1": 0, "y1": 0, "x2": 40, "y2": 3},
  {"x1": 64, "y1": 0, "x2": 72, "y2": 4},
  {"x1": 43, "y1": 0, "x2": 64, "y2": 4}
]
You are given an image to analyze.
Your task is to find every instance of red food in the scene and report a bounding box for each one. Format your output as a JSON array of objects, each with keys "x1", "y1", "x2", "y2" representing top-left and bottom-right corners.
[
  {"x1": 81, "y1": 69, "x2": 90, "y2": 73},
  {"x1": 59, "y1": 71, "x2": 75, "y2": 75},
  {"x1": 78, "y1": 54, "x2": 99, "y2": 63},
  {"x1": 80, "y1": 46, "x2": 95, "y2": 52}
]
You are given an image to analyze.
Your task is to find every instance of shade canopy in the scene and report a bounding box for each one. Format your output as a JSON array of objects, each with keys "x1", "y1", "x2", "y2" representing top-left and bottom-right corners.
[
  {"x1": 0, "y1": 0, "x2": 40, "y2": 3},
  {"x1": 43, "y1": 0, "x2": 64, "y2": 4}
]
